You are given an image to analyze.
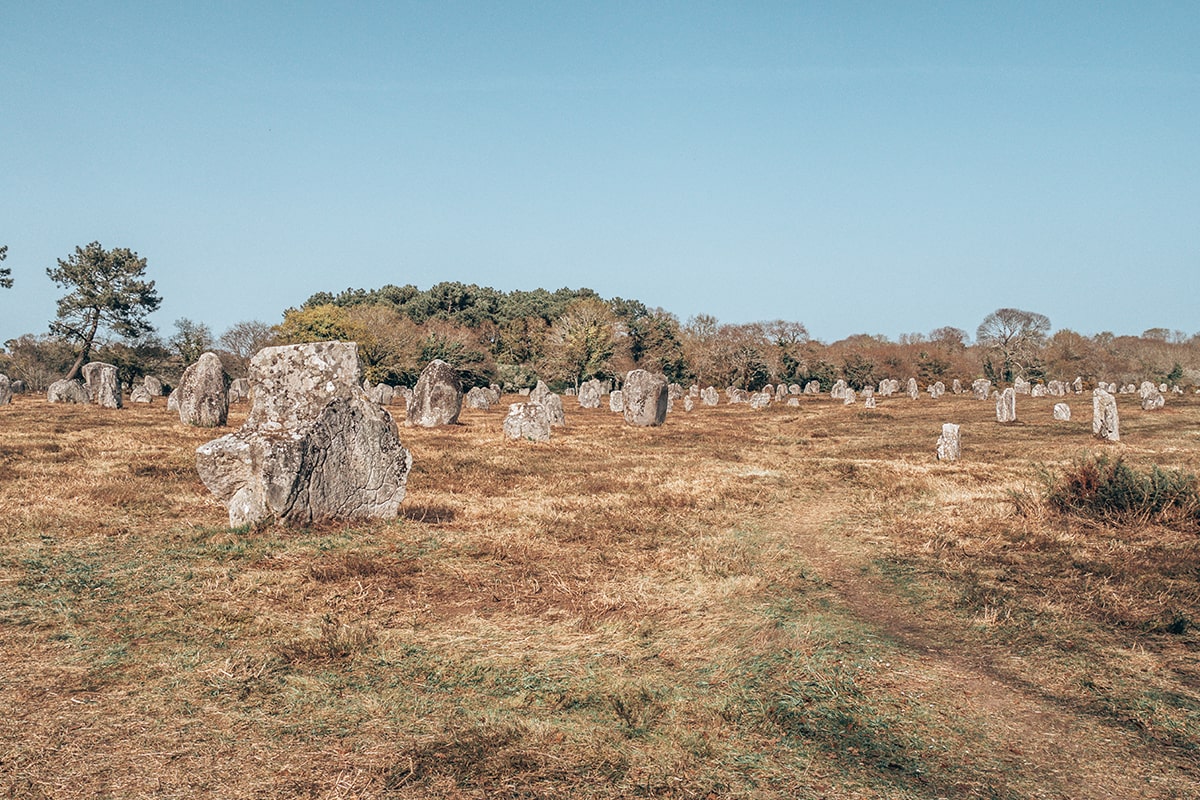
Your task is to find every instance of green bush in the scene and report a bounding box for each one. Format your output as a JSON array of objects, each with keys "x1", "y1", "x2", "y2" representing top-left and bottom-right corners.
[{"x1": 1046, "y1": 454, "x2": 1200, "y2": 529}]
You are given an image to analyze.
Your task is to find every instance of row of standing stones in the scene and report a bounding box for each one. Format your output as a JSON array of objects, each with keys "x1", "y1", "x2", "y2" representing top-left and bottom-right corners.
[{"x1": 5, "y1": 346, "x2": 1182, "y2": 524}]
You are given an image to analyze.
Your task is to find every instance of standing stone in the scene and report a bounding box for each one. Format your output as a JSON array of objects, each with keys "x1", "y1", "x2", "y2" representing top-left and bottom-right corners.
[
  {"x1": 683, "y1": 395, "x2": 695, "y2": 412},
  {"x1": 936, "y1": 423, "x2": 961, "y2": 462},
  {"x1": 542, "y1": 393, "x2": 566, "y2": 427},
  {"x1": 726, "y1": 388, "x2": 749, "y2": 404},
  {"x1": 952, "y1": 379, "x2": 962, "y2": 395},
  {"x1": 369, "y1": 383, "x2": 395, "y2": 406},
  {"x1": 167, "y1": 387, "x2": 180, "y2": 412},
  {"x1": 668, "y1": 383, "x2": 685, "y2": 404},
  {"x1": 0, "y1": 374, "x2": 11, "y2": 405},
  {"x1": 228, "y1": 377, "x2": 251, "y2": 404},
  {"x1": 788, "y1": 383, "x2": 801, "y2": 395},
  {"x1": 529, "y1": 380, "x2": 551, "y2": 406},
  {"x1": 394, "y1": 385, "x2": 412, "y2": 406},
  {"x1": 1093, "y1": 389, "x2": 1119, "y2": 441},
  {"x1": 609, "y1": 389, "x2": 625, "y2": 413},
  {"x1": 1138, "y1": 381, "x2": 1165, "y2": 410},
  {"x1": 863, "y1": 396, "x2": 876, "y2": 409},
  {"x1": 749, "y1": 392, "x2": 771, "y2": 409},
  {"x1": 972, "y1": 379, "x2": 992, "y2": 400},
  {"x1": 130, "y1": 385, "x2": 154, "y2": 404},
  {"x1": 406, "y1": 359, "x2": 462, "y2": 427},
  {"x1": 775, "y1": 384, "x2": 788, "y2": 402},
  {"x1": 577, "y1": 379, "x2": 602, "y2": 408},
  {"x1": 907, "y1": 378, "x2": 919, "y2": 399},
  {"x1": 1053, "y1": 403, "x2": 1071, "y2": 421},
  {"x1": 694, "y1": 386, "x2": 714, "y2": 406},
  {"x1": 830, "y1": 380, "x2": 848, "y2": 401},
  {"x1": 10, "y1": 380, "x2": 25, "y2": 394},
  {"x1": 1031, "y1": 384, "x2": 1046, "y2": 398},
  {"x1": 996, "y1": 388, "x2": 1016, "y2": 423},
  {"x1": 466, "y1": 386, "x2": 496, "y2": 409},
  {"x1": 929, "y1": 381, "x2": 945, "y2": 399},
  {"x1": 1074, "y1": 377, "x2": 1084, "y2": 393},
  {"x1": 48, "y1": 379, "x2": 89, "y2": 404},
  {"x1": 196, "y1": 341, "x2": 411, "y2": 527},
  {"x1": 144, "y1": 375, "x2": 164, "y2": 396},
  {"x1": 842, "y1": 389, "x2": 856, "y2": 406},
  {"x1": 623, "y1": 369, "x2": 668, "y2": 427},
  {"x1": 83, "y1": 362, "x2": 122, "y2": 408},
  {"x1": 178, "y1": 352, "x2": 229, "y2": 427},
  {"x1": 1013, "y1": 377, "x2": 1030, "y2": 394},
  {"x1": 503, "y1": 402, "x2": 551, "y2": 442}
]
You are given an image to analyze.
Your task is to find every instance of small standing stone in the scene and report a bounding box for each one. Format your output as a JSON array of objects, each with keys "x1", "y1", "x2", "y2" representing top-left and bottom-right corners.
[
  {"x1": 1053, "y1": 403, "x2": 1071, "y2": 421},
  {"x1": 609, "y1": 390, "x2": 625, "y2": 413},
  {"x1": 804, "y1": 380, "x2": 821, "y2": 395},
  {"x1": 406, "y1": 359, "x2": 463, "y2": 427},
  {"x1": 577, "y1": 379, "x2": 602, "y2": 408},
  {"x1": 996, "y1": 387, "x2": 1016, "y2": 423},
  {"x1": 503, "y1": 402, "x2": 551, "y2": 442},
  {"x1": 700, "y1": 386, "x2": 719, "y2": 406},
  {"x1": 0, "y1": 374, "x2": 11, "y2": 406},
  {"x1": 936, "y1": 423, "x2": 960, "y2": 462},
  {"x1": 749, "y1": 392, "x2": 771, "y2": 409},
  {"x1": 48, "y1": 379, "x2": 89, "y2": 404},
  {"x1": 683, "y1": 395, "x2": 695, "y2": 412},
  {"x1": 1138, "y1": 381, "x2": 1165, "y2": 411},
  {"x1": 83, "y1": 362, "x2": 122, "y2": 408},
  {"x1": 972, "y1": 379, "x2": 992, "y2": 401},
  {"x1": 1093, "y1": 389, "x2": 1119, "y2": 441},
  {"x1": 542, "y1": 393, "x2": 566, "y2": 427},
  {"x1": 907, "y1": 378, "x2": 919, "y2": 399}
]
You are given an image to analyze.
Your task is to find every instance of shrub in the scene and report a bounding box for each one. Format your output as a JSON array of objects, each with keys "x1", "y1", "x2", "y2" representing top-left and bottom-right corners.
[{"x1": 1045, "y1": 453, "x2": 1200, "y2": 529}]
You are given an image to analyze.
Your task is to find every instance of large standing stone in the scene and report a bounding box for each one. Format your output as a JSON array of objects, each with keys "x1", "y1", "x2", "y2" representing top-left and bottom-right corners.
[
  {"x1": 82, "y1": 361, "x2": 122, "y2": 408},
  {"x1": 609, "y1": 389, "x2": 625, "y2": 413},
  {"x1": 178, "y1": 352, "x2": 229, "y2": 427},
  {"x1": 623, "y1": 369, "x2": 668, "y2": 427},
  {"x1": 936, "y1": 423, "x2": 960, "y2": 462},
  {"x1": 1053, "y1": 403, "x2": 1071, "y2": 421},
  {"x1": 996, "y1": 388, "x2": 1016, "y2": 423},
  {"x1": 503, "y1": 402, "x2": 551, "y2": 442},
  {"x1": 196, "y1": 341, "x2": 411, "y2": 527},
  {"x1": 48, "y1": 379, "x2": 89, "y2": 404},
  {"x1": 700, "y1": 386, "x2": 718, "y2": 406},
  {"x1": 1093, "y1": 389, "x2": 1119, "y2": 441},
  {"x1": 0, "y1": 374, "x2": 11, "y2": 406},
  {"x1": 406, "y1": 359, "x2": 462, "y2": 427},
  {"x1": 577, "y1": 379, "x2": 602, "y2": 409}
]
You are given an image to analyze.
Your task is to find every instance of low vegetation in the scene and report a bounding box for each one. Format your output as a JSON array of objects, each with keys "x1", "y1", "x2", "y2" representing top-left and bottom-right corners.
[{"x1": 1, "y1": 391, "x2": 1198, "y2": 798}]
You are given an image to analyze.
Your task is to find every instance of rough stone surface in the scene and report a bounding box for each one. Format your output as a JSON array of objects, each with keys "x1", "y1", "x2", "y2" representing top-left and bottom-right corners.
[
  {"x1": 726, "y1": 388, "x2": 749, "y2": 404},
  {"x1": 929, "y1": 381, "x2": 945, "y2": 399},
  {"x1": 542, "y1": 393, "x2": 566, "y2": 427},
  {"x1": 130, "y1": 385, "x2": 154, "y2": 404},
  {"x1": 167, "y1": 387, "x2": 180, "y2": 412},
  {"x1": 10, "y1": 380, "x2": 25, "y2": 394},
  {"x1": 952, "y1": 379, "x2": 962, "y2": 395},
  {"x1": 503, "y1": 402, "x2": 551, "y2": 442},
  {"x1": 864, "y1": 396, "x2": 876, "y2": 409},
  {"x1": 623, "y1": 369, "x2": 668, "y2": 426},
  {"x1": 749, "y1": 392, "x2": 771, "y2": 409},
  {"x1": 996, "y1": 388, "x2": 1017, "y2": 423},
  {"x1": 1013, "y1": 377, "x2": 1031, "y2": 395},
  {"x1": 683, "y1": 395, "x2": 695, "y2": 412},
  {"x1": 83, "y1": 362, "x2": 122, "y2": 408},
  {"x1": 972, "y1": 379, "x2": 992, "y2": 401},
  {"x1": 406, "y1": 359, "x2": 462, "y2": 427},
  {"x1": 907, "y1": 378, "x2": 919, "y2": 399},
  {"x1": 936, "y1": 423, "x2": 960, "y2": 462},
  {"x1": 804, "y1": 381, "x2": 821, "y2": 395},
  {"x1": 577, "y1": 379, "x2": 602, "y2": 408},
  {"x1": 1093, "y1": 389, "x2": 1119, "y2": 441},
  {"x1": 529, "y1": 380, "x2": 551, "y2": 406},
  {"x1": 195, "y1": 341, "x2": 411, "y2": 527},
  {"x1": 0, "y1": 374, "x2": 10, "y2": 406},
  {"x1": 178, "y1": 353, "x2": 229, "y2": 427},
  {"x1": 228, "y1": 378, "x2": 251, "y2": 404},
  {"x1": 1139, "y1": 381, "x2": 1165, "y2": 411},
  {"x1": 609, "y1": 389, "x2": 625, "y2": 413},
  {"x1": 700, "y1": 386, "x2": 719, "y2": 406},
  {"x1": 830, "y1": 380, "x2": 848, "y2": 401},
  {"x1": 369, "y1": 383, "x2": 395, "y2": 406},
  {"x1": 48, "y1": 379, "x2": 89, "y2": 404},
  {"x1": 144, "y1": 375, "x2": 164, "y2": 396},
  {"x1": 842, "y1": 389, "x2": 856, "y2": 406},
  {"x1": 466, "y1": 386, "x2": 497, "y2": 409},
  {"x1": 1053, "y1": 403, "x2": 1071, "y2": 421},
  {"x1": 1074, "y1": 377, "x2": 1084, "y2": 393}
]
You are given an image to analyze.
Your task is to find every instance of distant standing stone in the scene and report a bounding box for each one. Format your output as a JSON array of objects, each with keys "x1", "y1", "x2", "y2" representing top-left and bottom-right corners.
[
  {"x1": 529, "y1": 380, "x2": 551, "y2": 406},
  {"x1": 1093, "y1": 389, "x2": 1119, "y2": 441},
  {"x1": 130, "y1": 385, "x2": 154, "y2": 404},
  {"x1": 936, "y1": 423, "x2": 960, "y2": 462},
  {"x1": 0, "y1": 374, "x2": 11, "y2": 405},
  {"x1": 1053, "y1": 403, "x2": 1071, "y2": 421},
  {"x1": 144, "y1": 375, "x2": 164, "y2": 396},
  {"x1": 466, "y1": 386, "x2": 496, "y2": 409},
  {"x1": 996, "y1": 387, "x2": 1016, "y2": 423},
  {"x1": 683, "y1": 395, "x2": 695, "y2": 412},
  {"x1": 178, "y1": 352, "x2": 230, "y2": 427},
  {"x1": 577, "y1": 379, "x2": 602, "y2": 408},
  {"x1": 972, "y1": 379, "x2": 992, "y2": 401},
  {"x1": 750, "y1": 392, "x2": 771, "y2": 409},
  {"x1": 907, "y1": 378, "x2": 919, "y2": 399},
  {"x1": 503, "y1": 402, "x2": 552, "y2": 442},
  {"x1": 863, "y1": 396, "x2": 876, "y2": 409},
  {"x1": 842, "y1": 389, "x2": 856, "y2": 406},
  {"x1": 1138, "y1": 381, "x2": 1165, "y2": 411},
  {"x1": 83, "y1": 361, "x2": 122, "y2": 408},
  {"x1": 952, "y1": 379, "x2": 962, "y2": 395},
  {"x1": 700, "y1": 386, "x2": 719, "y2": 406},
  {"x1": 48, "y1": 379, "x2": 89, "y2": 404},
  {"x1": 623, "y1": 369, "x2": 668, "y2": 426},
  {"x1": 406, "y1": 359, "x2": 462, "y2": 427},
  {"x1": 804, "y1": 380, "x2": 821, "y2": 395},
  {"x1": 542, "y1": 392, "x2": 566, "y2": 426},
  {"x1": 609, "y1": 389, "x2": 625, "y2": 413},
  {"x1": 830, "y1": 380, "x2": 848, "y2": 401}
]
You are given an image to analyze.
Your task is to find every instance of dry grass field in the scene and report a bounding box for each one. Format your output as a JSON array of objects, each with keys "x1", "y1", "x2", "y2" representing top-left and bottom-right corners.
[{"x1": 2, "y1": 389, "x2": 1198, "y2": 799}]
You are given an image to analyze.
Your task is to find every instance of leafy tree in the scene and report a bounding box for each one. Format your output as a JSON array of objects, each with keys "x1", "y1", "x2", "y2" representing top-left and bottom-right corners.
[
  {"x1": 976, "y1": 308, "x2": 1050, "y2": 383},
  {"x1": 545, "y1": 297, "x2": 626, "y2": 388},
  {"x1": 169, "y1": 318, "x2": 214, "y2": 366},
  {"x1": 47, "y1": 242, "x2": 161, "y2": 380},
  {"x1": 0, "y1": 245, "x2": 11, "y2": 289}
]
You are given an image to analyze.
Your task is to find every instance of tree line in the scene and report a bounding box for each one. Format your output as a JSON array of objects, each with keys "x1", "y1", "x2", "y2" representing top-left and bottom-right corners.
[{"x1": 2, "y1": 242, "x2": 1198, "y2": 392}]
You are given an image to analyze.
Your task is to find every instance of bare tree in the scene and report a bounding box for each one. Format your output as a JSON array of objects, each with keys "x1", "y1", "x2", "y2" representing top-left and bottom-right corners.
[{"x1": 976, "y1": 308, "x2": 1050, "y2": 383}]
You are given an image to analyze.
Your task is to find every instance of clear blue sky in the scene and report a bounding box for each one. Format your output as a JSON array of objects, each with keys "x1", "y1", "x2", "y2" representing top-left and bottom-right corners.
[{"x1": 2, "y1": 2, "x2": 1197, "y2": 345}]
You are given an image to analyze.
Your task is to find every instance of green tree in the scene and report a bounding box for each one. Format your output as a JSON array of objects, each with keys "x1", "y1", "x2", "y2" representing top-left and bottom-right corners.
[
  {"x1": 47, "y1": 242, "x2": 161, "y2": 380},
  {"x1": 170, "y1": 318, "x2": 214, "y2": 366},
  {"x1": 0, "y1": 245, "x2": 11, "y2": 289},
  {"x1": 545, "y1": 297, "x2": 626, "y2": 388}
]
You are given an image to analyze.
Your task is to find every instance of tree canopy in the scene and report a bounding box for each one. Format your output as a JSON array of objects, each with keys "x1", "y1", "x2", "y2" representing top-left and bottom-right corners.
[
  {"x1": 0, "y1": 245, "x2": 11, "y2": 289},
  {"x1": 47, "y1": 242, "x2": 161, "y2": 380}
]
